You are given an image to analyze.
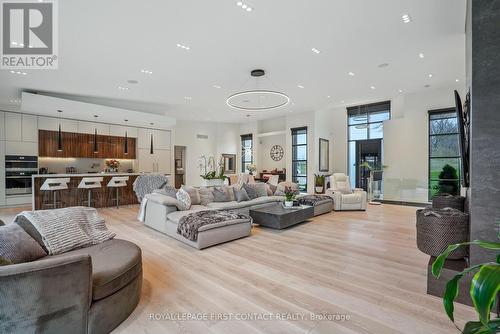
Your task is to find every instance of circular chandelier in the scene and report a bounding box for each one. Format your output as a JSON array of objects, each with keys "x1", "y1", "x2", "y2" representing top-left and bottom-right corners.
[{"x1": 226, "y1": 69, "x2": 290, "y2": 111}]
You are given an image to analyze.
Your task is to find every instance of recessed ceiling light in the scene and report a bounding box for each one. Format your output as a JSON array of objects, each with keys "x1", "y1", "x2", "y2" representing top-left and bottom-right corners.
[
  {"x1": 213, "y1": 85, "x2": 221, "y2": 89},
  {"x1": 127, "y1": 79, "x2": 139, "y2": 84},
  {"x1": 118, "y1": 86, "x2": 129, "y2": 91},
  {"x1": 398, "y1": 89, "x2": 403, "y2": 93},
  {"x1": 236, "y1": 1, "x2": 242, "y2": 5},
  {"x1": 297, "y1": 84, "x2": 304, "y2": 89},
  {"x1": 140, "y1": 69, "x2": 153, "y2": 75},
  {"x1": 402, "y1": 14, "x2": 412, "y2": 23},
  {"x1": 326, "y1": 95, "x2": 331, "y2": 98},
  {"x1": 428, "y1": 74, "x2": 433, "y2": 78},
  {"x1": 176, "y1": 43, "x2": 190, "y2": 51},
  {"x1": 311, "y1": 48, "x2": 321, "y2": 54},
  {"x1": 455, "y1": 79, "x2": 459, "y2": 82},
  {"x1": 242, "y1": 4, "x2": 247, "y2": 9},
  {"x1": 236, "y1": 2, "x2": 253, "y2": 12},
  {"x1": 419, "y1": 52, "x2": 425, "y2": 59},
  {"x1": 370, "y1": 86, "x2": 376, "y2": 90},
  {"x1": 378, "y1": 63, "x2": 389, "y2": 68},
  {"x1": 246, "y1": 7, "x2": 252, "y2": 11},
  {"x1": 348, "y1": 71, "x2": 355, "y2": 76}
]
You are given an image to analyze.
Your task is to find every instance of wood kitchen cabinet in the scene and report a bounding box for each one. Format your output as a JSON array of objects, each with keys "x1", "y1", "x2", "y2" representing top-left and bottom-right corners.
[{"x1": 38, "y1": 130, "x2": 136, "y2": 159}]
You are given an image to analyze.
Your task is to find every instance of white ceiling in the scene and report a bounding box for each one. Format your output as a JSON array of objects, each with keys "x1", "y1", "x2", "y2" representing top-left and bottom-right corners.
[{"x1": 0, "y1": 0, "x2": 466, "y2": 123}]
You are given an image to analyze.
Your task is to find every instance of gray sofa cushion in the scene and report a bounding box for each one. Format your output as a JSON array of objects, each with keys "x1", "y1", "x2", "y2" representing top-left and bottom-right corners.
[
  {"x1": 213, "y1": 187, "x2": 231, "y2": 202},
  {"x1": 233, "y1": 187, "x2": 250, "y2": 202},
  {"x1": 0, "y1": 223, "x2": 47, "y2": 264},
  {"x1": 243, "y1": 183, "x2": 267, "y2": 199},
  {"x1": 52, "y1": 239, "x2": 142, "y2": 301},
  {"x1": 181, "y1": 185, "x2": 201, "y2": 205}
]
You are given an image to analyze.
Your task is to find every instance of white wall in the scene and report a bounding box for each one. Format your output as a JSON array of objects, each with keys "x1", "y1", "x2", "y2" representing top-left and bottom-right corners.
[
  {"x1": 256, "y1": 117, "x2": 286, "y2": 172},
  {"x1": 173, "y1": 120, "x2": 240, "y2": 186}
]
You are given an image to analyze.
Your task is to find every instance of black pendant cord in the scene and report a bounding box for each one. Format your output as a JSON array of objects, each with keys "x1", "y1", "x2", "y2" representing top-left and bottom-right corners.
[
  {"x1": 150, "y1": 133, "x2": 154, "y2": 154},
  {"x1": 93, "y1": 128, "x2": 98, "y2": 153},
  {"x1": 57, "y1": 123, "x2": 63, "y2": 151},
  {"x1": 124, "y1": 131, "x2": 128, "y2": 155}
]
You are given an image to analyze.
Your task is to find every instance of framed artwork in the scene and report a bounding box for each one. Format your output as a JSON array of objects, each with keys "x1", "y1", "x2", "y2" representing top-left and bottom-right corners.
[
  {"x1": 222, "y1": 154, "x2": 236, "y2": 174},
  {"x1": 319, "y1": 138, "x2": 329, "y2": 172}
]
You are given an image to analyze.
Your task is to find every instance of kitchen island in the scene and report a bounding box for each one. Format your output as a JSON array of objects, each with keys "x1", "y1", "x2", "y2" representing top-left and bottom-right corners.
[{"x1": 31, "y1": 173, "x2": 144, "y2": 210}]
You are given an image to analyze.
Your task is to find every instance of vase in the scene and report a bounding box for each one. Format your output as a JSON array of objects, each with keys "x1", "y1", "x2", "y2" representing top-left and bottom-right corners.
[
  {"x1": 284, "y1": 200, "x2": 293, "y2": 207},
  {"x1": 315, "y1": 186, "x2": 324, "y2": 194}
]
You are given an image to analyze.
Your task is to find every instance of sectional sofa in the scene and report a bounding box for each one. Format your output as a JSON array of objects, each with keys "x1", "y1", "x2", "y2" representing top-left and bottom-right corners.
[{"x1": 141, "y1": 183, "x2": 334, "y2": 249}]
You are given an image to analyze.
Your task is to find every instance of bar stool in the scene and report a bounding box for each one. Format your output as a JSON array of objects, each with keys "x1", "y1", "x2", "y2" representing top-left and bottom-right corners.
[
  {"x1": 40, "y1": 178, "x2": 70, "y2": 209},
  {"x1": 107, "y1": 176, "x2": 129, "y2": 209},
  {"x1": 78, "y1": 177, "x2": 103, "y2": 207}
]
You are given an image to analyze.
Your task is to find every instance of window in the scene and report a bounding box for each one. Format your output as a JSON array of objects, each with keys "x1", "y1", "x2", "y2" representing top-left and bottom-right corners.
[
  {"x1": 240, "y1": 134, "x2": 253, "y2": 173},
  {"x1": 347, "y1": 101, "x2": 390, "y2": 187},
  {"x1": 428, "y1": 109, "x2": 461, "y2": 199},
  {"x1": 291, "y1": 127, "x2": 307, "y2": 191}
]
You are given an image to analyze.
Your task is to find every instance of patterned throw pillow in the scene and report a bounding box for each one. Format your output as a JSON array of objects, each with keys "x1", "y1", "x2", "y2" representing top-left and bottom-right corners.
[
  {"x1": 199, "y1": 187, "x2": 215, "y2": 206},
  {"x1": 181, "y1": 185, "x2": 201, "y2": 205},
  {"x1": 274, "y1": 182, "x2": 300, "y2": 196},
  {"x1": 176, "y1": 188, "x2": 192, "y2": 211},
  {"x1": 233, "y1": 187, "x2": 250, "y2": 202},
  {"x1": 0, "y1": 223, "x2": 47, "y2": 264},
  {"x1": 243, "y1": 183, "x2": 267, "y2": 199}
]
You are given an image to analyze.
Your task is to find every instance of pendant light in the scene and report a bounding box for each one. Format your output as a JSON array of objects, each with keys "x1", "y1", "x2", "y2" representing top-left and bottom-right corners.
[
  {"x1": 57, "y1": 110, "x2": 63, "y2": 152},
  {"x1": 93, "y1": 128, "x2": 98, "y2": 153},
  {"x1": 149, "y1": 123, "x2": 154, "y2": 154},
  {"x1": 124, "y1": 119, "x2": 129, "y2": 155},
  {"x1": 124, "y1": 131, "x2": 128, "y2": 155}
]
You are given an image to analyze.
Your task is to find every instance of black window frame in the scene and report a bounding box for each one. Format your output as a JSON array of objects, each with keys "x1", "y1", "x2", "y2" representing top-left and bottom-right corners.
[
  {"x1": 428, "y1": 108, "x2": 461, "y2": 200},
  {"x1": 240, "y1": 134, "x2": 253, "y2": 173},
  {"x1": 291, "y1": 126, "x2": 308, "y2": 192}
]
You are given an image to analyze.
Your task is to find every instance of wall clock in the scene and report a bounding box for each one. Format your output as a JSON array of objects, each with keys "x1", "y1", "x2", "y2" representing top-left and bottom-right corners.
[{"x1": 270, "y1": 145, "x2": 284, "y2": 161}]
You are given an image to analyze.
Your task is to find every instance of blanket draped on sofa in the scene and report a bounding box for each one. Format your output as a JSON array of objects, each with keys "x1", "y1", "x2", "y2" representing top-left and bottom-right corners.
[
  {"x1": 177, "y1": 210, "x2": 250, "y2": 241},
  {"x1": 14, "y1": 207, "x2": 115, "y2": 255}
]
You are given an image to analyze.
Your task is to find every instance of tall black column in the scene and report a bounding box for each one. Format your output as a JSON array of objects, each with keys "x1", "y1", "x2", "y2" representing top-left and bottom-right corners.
[{"x1": 468, "y1": 0, "x2": 500, "y2": 265}]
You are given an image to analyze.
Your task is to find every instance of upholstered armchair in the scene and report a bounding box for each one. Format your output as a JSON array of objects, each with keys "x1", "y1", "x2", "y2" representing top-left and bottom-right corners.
[{"x1": 325, "y1": 173, "x2": 367, "y2": 211}]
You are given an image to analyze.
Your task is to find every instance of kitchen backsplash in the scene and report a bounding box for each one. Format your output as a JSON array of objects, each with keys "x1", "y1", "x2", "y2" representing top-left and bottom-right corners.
[{"x1": 38, "y1": 157, "x2": 136, "y2": 174}]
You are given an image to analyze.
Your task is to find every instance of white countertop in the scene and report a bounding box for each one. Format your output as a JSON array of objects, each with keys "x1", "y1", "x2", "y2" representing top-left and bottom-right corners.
[{"x1": 32, "y1": 172, "x2": 170, "y2": 178}]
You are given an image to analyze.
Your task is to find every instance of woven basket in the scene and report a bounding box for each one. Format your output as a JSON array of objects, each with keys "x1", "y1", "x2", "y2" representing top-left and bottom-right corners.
[
  {"x1": 432, "y1": 194, "x2": 465, "y2": 212},
  {"x1": 416, "y1": 208, "x2": 469, "y2": 259}
]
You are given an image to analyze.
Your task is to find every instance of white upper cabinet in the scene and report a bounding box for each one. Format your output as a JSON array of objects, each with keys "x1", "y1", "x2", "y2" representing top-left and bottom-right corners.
[
  {"x1": 4, "y1": 112, "x2": 22, "y2": 141},
  {"x1": 137, "y1": 128, "x2": 152, "y2": 149},
  {"x1": 21, "y1": 114, "x2": 38, "y2": 142},
  {"x1": 78, "y1": 121, "x2": 110, "y2": 135},
  {"x1": 0, "y1": 112, "x2": 5, "y2": 141},
  {"x1": 155, "y1": 130, "x2": 171, "y2": 150},
  {"x1": 38, "y1": 116, "x2": 78, "y2": 132},
  {"x1": 109, "y1": 125, "x2": 138, "y2": 138}
]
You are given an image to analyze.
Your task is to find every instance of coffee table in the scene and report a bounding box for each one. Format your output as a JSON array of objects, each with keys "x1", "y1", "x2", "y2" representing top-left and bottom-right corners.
[{"x1": 249, "y1": 203, "x2": 314, "y2": 229}]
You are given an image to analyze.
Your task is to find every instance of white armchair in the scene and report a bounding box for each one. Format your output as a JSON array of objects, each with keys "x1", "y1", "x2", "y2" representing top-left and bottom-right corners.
[{"x1": 325, "y1": 173, "x2": 367, "y2": 211}]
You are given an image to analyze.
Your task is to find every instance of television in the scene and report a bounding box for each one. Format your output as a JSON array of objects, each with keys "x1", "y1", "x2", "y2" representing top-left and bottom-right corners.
[{"x1": 454, "y1": 90, "x2": 470, "y2": 187}]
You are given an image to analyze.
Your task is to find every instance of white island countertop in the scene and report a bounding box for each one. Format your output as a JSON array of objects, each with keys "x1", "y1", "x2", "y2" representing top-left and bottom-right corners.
[{"x1": 32, "y1": 172, "x2": 170, "y2": 178}]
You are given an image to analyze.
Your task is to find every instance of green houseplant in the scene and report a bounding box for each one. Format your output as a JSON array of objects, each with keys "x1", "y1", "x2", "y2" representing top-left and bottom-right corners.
[
  {"x1": 314, "y1": 174, "x2": 325, "y2": 194},
  {"x1": 432, "y1": 229, "x2": 500, "y2": 334},
  {"x1": 284, "y1": 186, "x2": 296, "y2": 207}
]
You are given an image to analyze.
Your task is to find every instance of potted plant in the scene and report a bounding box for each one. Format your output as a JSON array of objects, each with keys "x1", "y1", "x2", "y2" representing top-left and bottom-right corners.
[
  {"x1": 105, "y1": 159, "x2": 120, "y2": 172},
  {"x1": 246, "y1": 163, "x2": 257, "y2": 175},
  {"x1": 432, "y1": 228, "x2": 500, "y2": 334},
  {"x1": 199, "y1": 155, "x2": 228, "y2": 186},
  {"x1": 284, "y1": 186, "x2": 296, "y2": 207},
  {"x1": 314, "y1": 174, "x2": 325, "y2": 194}
]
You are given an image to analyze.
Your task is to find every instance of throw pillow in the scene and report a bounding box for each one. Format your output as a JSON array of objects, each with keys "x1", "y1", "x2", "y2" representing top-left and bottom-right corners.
[
  {"x1": 213, "y1": 187, "x2": 230, "y2": 202},
  {"x1": 274, "y1": 181, "x2": 300, "y2": 196},
  {"x1": 243, "y1": 183, "x2": 268, "y2": 199},
  {"x1": 226, "y1": 186, "x2": 236, "y2": 201},
  {"x1": 233, "y1": 187, "x2": 250, "y2": 202},
  {"x1": 265, "y1": 184, "x2": 273, "y2": 196},
  {"x1": 0, "y1": 223, "x2": 47, "y2": 264},
  {"x1": 181, "y1": 185, "x2": 201, "y2": 205},
  {"x1": 176, "y1": 188, "x2": 192, "y2": 211},
  {"x1": 267, "y1": 183, "x2": 277, "y2": 194},
  {"x1": 199, "y1": 187, "x2": 215, "y2": 206}
]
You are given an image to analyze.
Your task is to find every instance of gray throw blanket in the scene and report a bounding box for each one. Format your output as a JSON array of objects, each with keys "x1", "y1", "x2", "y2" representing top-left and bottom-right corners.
[
  {"x1": 133, "y1": 174, "x2": 169, "y2": 202},
  {"x1": 14, "y1": 207, "x2": 115, "y2": 255},
  {"x1": 297, "y1": 195, "x2": 333, "y2": 206},
  {"x1": 177, "y1": 210, "x2": 250, "y2": 242}
]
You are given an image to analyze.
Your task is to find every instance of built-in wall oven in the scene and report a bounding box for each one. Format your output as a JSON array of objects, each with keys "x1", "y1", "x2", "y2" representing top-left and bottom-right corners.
[{"x1": 5, "y1": 155, "x2": 38, "y2": 196}]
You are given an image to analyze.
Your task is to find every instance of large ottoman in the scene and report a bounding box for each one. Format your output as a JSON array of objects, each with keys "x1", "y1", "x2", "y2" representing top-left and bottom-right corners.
[{"x1": 296, "y1": 195, "x2": 334, "y2": 216}]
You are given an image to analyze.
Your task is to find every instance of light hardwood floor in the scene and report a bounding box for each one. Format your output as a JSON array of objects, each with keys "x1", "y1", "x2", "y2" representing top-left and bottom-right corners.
[{"x1": 0, "y1": 204, "x2": 476, "y2": 334}]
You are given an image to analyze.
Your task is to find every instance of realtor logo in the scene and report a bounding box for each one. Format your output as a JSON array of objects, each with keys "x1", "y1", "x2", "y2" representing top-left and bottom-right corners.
[{"x1": 1, "y1": 0, "x2": 58, "y2": 69}]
